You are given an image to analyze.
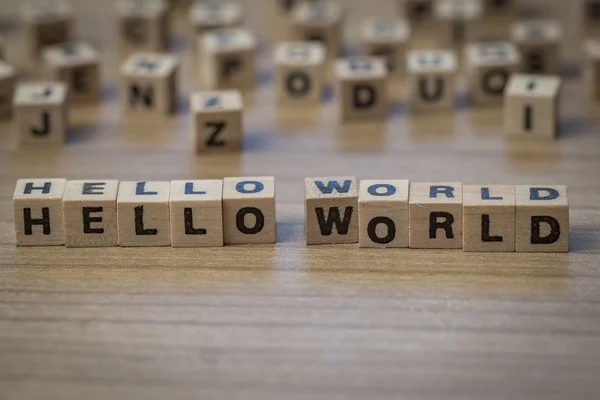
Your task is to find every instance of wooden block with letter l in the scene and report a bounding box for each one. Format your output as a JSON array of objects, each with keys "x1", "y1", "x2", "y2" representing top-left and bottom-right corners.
[
  {"x1": 409, "y1": 182, "x2": 463, "y2": 249},
  {"x1": 223, "y1": 177, "x2": 276, "y2": 245},
  {"x1": 463, "y1": 185, "x2": 515, "y2": 252},
  {"x1": 305, "y1": 176, "x2": 358, "y2": 245},
  {"x1": 117, "y1": 181, "x2": 171, "y2": 247},
  {"x1": 361, "y1": 18, "x2": 410, "y2": 77},
  {"x1": 406, "y1": 50, "x2": 457, "y2": 111},
  {"x1": 504, "y1": 74, "x2": 561, "y2": 138},
  {"x1": 0, "y1": 61, "x2": 16, "y2": 119},
  {"x1": 335, "y1": 57, "x2": 388, "y2": 121},
  {"x1": 116, "y1": 0, "x2": 168, "y2": 52},
  {"x1": 13, "y1": 81, "x2": 68, "y2": 145},
  {"x1": 120, "y1": 52, "x2": 179, "y2": 115},
  {"x1": 511, "y1": 20, "x2": 562, "y2": 75},
  {"x1": 358, "y1": 180, "x2": 409, "y2": 248},
  {"x1": 189, "y1": 0, "x2": 243, "y2": 34},
  {"x1": 583, "y1": 38, "x2": 600, "y2": 101},
  {"x1": 515, "y1": 185, "x2": 569, "y2": 253},
  {"x1": 170, "y1": 180, "x2": 223, "y2": 247},
  {"x1": 63, "y1": 180, "x2": 119, "y2": 247},
  {"x1": 191, "y1": 90, "x2": 242, "y2": 153},
  {"x1": 275, "y1": 41, "x2": 326, "y2": 104},
  {"x1": 13, "y1": 178, "x2": 66, "y2": 246},
  {"x1": 290, "y1": 0, "x2": 344, "y2": 59},
  {"x1": 583, "y1": 0, "x2": 600, "y2": 38},
  {"x1": 21, "y1": 0, "x2": 73, "y2": 58}
]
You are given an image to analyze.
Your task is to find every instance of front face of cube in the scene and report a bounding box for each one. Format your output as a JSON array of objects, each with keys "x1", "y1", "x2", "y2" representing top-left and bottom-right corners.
[
  {"x1": 122, "y1": 75, "x2": 172, "y2": 114},
  {"x1": 278, "y1": 64, "x2": 322, "y2": 103},
  {"x1": 58, "y1": 64, "x2": 100, "y2": 102},
  {"x1": 36, "y1": 20, "x2": 71, "y2": 52},
  {"x1": 16, "y1": 104, "x2": 67, "y2": 144},
  {"x1": 212, "y1": 49, "x2": 255, "y2": 90},
  {"x1": 339, "y1": 75, "x2": 387, "y2": 121}
]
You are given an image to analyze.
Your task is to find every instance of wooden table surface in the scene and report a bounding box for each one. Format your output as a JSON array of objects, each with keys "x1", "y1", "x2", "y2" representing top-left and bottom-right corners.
[{"x1": 1, "y1": 1, "x2": 600, "y2": 399}]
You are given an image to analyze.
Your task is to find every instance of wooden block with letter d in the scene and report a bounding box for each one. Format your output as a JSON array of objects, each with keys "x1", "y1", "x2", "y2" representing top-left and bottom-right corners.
[
  {"x1": 0, "y1": 61, "x2": 16, "y2": 119},
  {"x1": 305, "y1": 176, "x2": 358, "y2": 245},
  {"x1": 515, "y1": 185, "x2": 569, "y2": 253},
  {"x1": 358, "y1": 180, "x2": 409, "y2": 248},
  {"x1": 116, "y1": 0, "x2": 168, "y2": 52},
  {"x1": 290, "y1": 0, "x2": 344, "y2": 59},
  {"x1": 63, "y1": 180, "x2": 119, "y2": 247},
  {"x1": 511, "y1": 20, "x2": 562, "y2": 75},
  {"x1": 21, "y1": 0, "x2": 73, "y2": 58},
  {"x1": 275, "y1": 41, "x2": 326, "y2": 104},
  {"x1": 191, "y1": 90, "x2": 243, "y2": 153},
  {"x1": 117, "y1": 181, "x2": 171, "y2": 247},
  {"x1": 409, "y1": 182, "x2": 463, "y2": 249},
  {"x1": 13, "y1": 178, "x2": 66, "y2": 246},
  {"x1": 407, "y1": 50, "x2": 457, "y2": 111},
  {"x1": 361, "y1": 18, "x2": 410, "y2": 77},
  {"x1": 583, "y1": 39, "x2": 600, "y2": 101}
]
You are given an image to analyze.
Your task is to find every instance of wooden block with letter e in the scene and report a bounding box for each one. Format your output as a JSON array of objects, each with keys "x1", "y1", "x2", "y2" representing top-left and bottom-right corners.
[
  {"x1": 275, "y1": 41, "x2": 326, "y2": 103},
  {"x1": 13, "y1": 178, "x2": 66, "y2": 246},
  {"x1": 361, "y1": 18, "x2": 410, "y2": 77},
  {"x1": 290, "y1": 0, "x2": 344, "y2": 59},
  {"x1": 504, "y1": 74, "x2": 561, "y2": 138},
  {"x1": 511, "y1": 20, "x2": 562, "y2": 75},
  {"x1": 21, "y1": 0, "x2": 73, "y2": 58},
  {"x1": 409, "y1": 182, "x2": 463, "y2": 249},
  {"x1": 170, "y1": 180, "x2": 223, "y2": 247},
  {"x1": 515, "y1": 185, "x2": 569, "y2": 253},
  {"x1": 13, "y1": 81, "x2": 68, "y2": 145},
  {"x1": 116, "y1": 0, "x2": 168, "y2": 52},
  {"x1": 120, "y1": 52, "x2": 179, "y2": 115},
  {"x1": 117, "y1": 181, "x2": 171, "y2": 247},
  {"x1": 583, "y1": 0, "x2": 600, "y2": 38},
  {"x1": 583, "y1": 38, "x2": 600, "y2": 101},
  {"x1": 223, "y1": 177, "x2": 276, "y2": 245},
  {"x1": 189, "y1": 0, "x2": 243, "y2": 34},
  {"x1": 305, "y1": 176, "x2": 358, "y2": 245},
  {"x1": 0, "y1": 61, "x2": 16, "y2": 119},
  {"x1": 63, "y1": 180, "x2": 119, "y2": 247},
  {"x1": 463, "y1": 185, "x2": 515, "y2": 252},
  {"x1": 335, "y1": 57, "x2": 388, "y2": 121},
  {"x1": 407, "y1": 50, "x2": 457, "y2": 111},
  {"x1": 358, "y1": 180, "x2": 409, "y2": 248},
  {"x1": 191, "y1": 90, "x2": 243, "y2": 153}
]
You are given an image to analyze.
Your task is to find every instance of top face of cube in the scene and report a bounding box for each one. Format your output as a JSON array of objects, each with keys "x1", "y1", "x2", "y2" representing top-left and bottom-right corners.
[
  {"x1": 117, "y1": 181, "x2": 170, "y2": 203},
  {"x1": 121, "y1": 52, "x2": 179, "y2": 78},
  {"x1": 203, "y1": 28, "x2": 256, "y2": 52},
  {"x1": 409, "y1": 182, "x2": 463, "y2": 205},
  {"x1": 21, "y1": 0, "x2": 72, "y2": 22},
  {"x1": 63, "y1": 180, "x2": 120, "y2": 202},
  {"x1": 13, "y1": 82, "x2": 68, "y2": 106},
  {"x1": 0, "y1": 60, "x2": 16, "y2": 79},
  {"x1": 305, "y1": 177, "x2": 358, "y2": 200},
  {"x1": 361, "y1": 18, "x2": 410, "y2": 42},
  {"x1": 43, "y1": 41, "x2": 99, "y2": 67},
  {"x1": 335, "y1": 57, "x2": 387, "y2": 79},
  {"x1": 584, "y1": 38, "x2": 600, "y2": 59},
  {"x1": 407, "y1": 50, "x2": 457, "y2": 72},
  {"x1": 516, "y1": 185, "x2": 568, "y2": 207},
  {"x1": 505, "y1": 74, "x2": 561, "y2": 98},
  {"x1": 170, "y1": 180, "x2": 223, "y2": 202},
  {"x1": 223, "y1": 177, "x2": 275, "y2": 199},
  {"x1": 434, "y1": 0, "x2": 481, "y2": 21},
  {"x1": 116, "y1": 0, "x2": 167, "y2": 17},
  {"x1": 274, "y1": 42, "x2": 326, "y2": 66},
  {"x1": 359, "y1": 180, "x2": 409, "y2": 202},
  {"x1": 292, "y1": 1, "x2": 343, "y2": 25},
  {"x1": 189, "y1": 1, "x2": 243, "y2": 26},
  {"x1": 463, "y1": 185, "x2": 515, "y2": 207},
  {"x1": 191, "y1": 90, "x2": 243, "y2": 113},
  {"x1": 511, "y1": 20, "x2": 562, "y2": 44},
  {"x1": 13, "y1": 178, "x2": 66, "y2": 199},
  {"x1": 465, "y1": 42, "x2": 521, "y2": 66}
]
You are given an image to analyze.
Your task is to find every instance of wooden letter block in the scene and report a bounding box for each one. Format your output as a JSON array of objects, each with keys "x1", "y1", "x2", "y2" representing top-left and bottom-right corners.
[
  {"x1": 583, "y1": 0, "x2": 600, "y2": 38},
  {"x1": 0, "y1": 61, "x2": 16, "y2": 119},
  {"x1": 42, "y1": 41, "x2": 101, "y2": 103},
  {"x1": 21, "y1": 0, "x2": 73, "y2": 58},
  {"x1": 290, "y1": 0, "x2": 344, "y2": 59},
  {"x1": 511, "y1": 20, "x2": 562, "y2": 75},
  {"x1": 407, "y1": 50, "x2": 457, "y2": 111},
  {"x1": 63, "y1": 180, "x2": 119, "y2": 247},
  {"x1": 13, "y1": 178, "x2": 66, "y2": 246},
  {"x1": 409, "y1": 182, "x2": 463, "y2": 249},
  {"x1": 223, "y1": 177, "x2": 276, "y2": 245},
  {"x1": 13, "y1": 81, "x2": 68, "y2": 145},
  {"x1": 463, "y1": 185, "x2": 515, "y2": 252},
  {"x1": 117, "y1": 0, "x2": 168, "y2": 52},
  {"x1": 189, "y1": 1, "x2": 243, "y2": 34},
  {"x1": 583, "y1": 39, "x2": 600, "y2": 100},
  {"x1": 504, "y1": 74, "x2": 561, "y2": 138},
  {"x1": 170, "y1": 180, "x2": 223, "y2": 247},
  {"x1": 191, "y1": 90, "x2": 243, "y2": 153},
  {"x1": 305, "y1": 176, "x2": 358, "y2": 245},
  {"x1": 335, "y1": 57, "x2": 388, "y2": 121},
  {"x1": 117, "y1": 181, "x2": 171, "y2": 247},
  {"x1": 515, "y1": 185, "x2": 569, "y2": 253},
  {"x1": 275, "y1": 41, "x2": 326, "y2": 103},
  {"x1": 120, "y1": 52, "x2": 179, "y2": 115},
  {"x1": 358, "y1": 179, "x2": 409, "y2": 248},
  {"x1": 361, "y1": 18, "x2": 410, "y2": 76}
]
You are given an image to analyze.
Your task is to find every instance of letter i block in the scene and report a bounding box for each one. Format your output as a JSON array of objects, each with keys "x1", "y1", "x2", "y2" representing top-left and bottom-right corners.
[
  {"x1": 21, "y1": 0, "x2": 73, "y2": 58},
  {"x1": 63, "y1": 180, "x2": 119, "y2": 247},
  {"x1": 13, "y1": 178, "x2": 66, "y2": 246},
  {"x1": 583, "y1": 39, "x2": 600, "y2": 100},
  {"x1": 335, "y1": 57, "x2": 388, "y2": 121},
  {"x1": 515, "y1": 185, "x2": 569, "y2": 253},
  {"x1": 361, "y1": 19, "x2": 410, "y2": 77},
  {"x1": 305, "y1": 177, "x2": 358, "y2": 245},
  {"x1": 409, "y1": 182, "x2": 463, "y2": 249},
  {"x1": 407, "y1": 50, "x2": 457, "y2": 111},
  {"x1": 0, "y1": 61, "x2": 16, "y2": 119},
  {"x1": 189, "y1": 1, "x2": 243, "y2": 34},
  {"x1": 275, "y1": 41, "x2": 326, "y2": 103},
  {"x1": 511, "y1": 20, "x2": 562, "y2": 75},
  {"x1": 191, "y1": 90, "x2": 243, "y2": 153},
  {"x1": 358, "y1": 180, "x2": 409, "y2": 248},
  {"x1": 223, "y1": 177, "x2": 276, "y2": 245},
  {"x1": 463, "y1": 185, "x2": 515, "y2": 252},
  {"x1": 290, "y1": 1, "x2": 343, "y2": 59},
  {"x1": 116, "y1": 0, "x2": 168, "y2": 52},
  {"x1": 13, "y1": 81, "x2": 69, "y2": 145},
  {"x1": 504, "y1": 74, "x2": 561, "y2": 138},
  {"x1": 120, "y1": 52, "x2": 179, "y2": 115},
  {"x1": 117, "y1": 181, "x2": 171, "y2": 247}
]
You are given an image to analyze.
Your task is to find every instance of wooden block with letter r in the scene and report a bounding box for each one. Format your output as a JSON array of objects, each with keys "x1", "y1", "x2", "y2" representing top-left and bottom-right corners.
[
  {"x1": 13, "y1": 178, "x2": 66, "y2": 246},
  {"x1": 191, "y1": 90, "x2": 243, "y2": 153},
  {"x1": 407, "y1": 50, "x2": 457, "y2": 111},
  {"x1": 275, "y1": 41, "x2": 326, "y2": 104},
  {"x1": 583, "y1": 38, "x2": 600, "y2": 101},
  {"x1": 189, "y1": 0, "x2": 243, "y2": 34},
  {"x1": 305, "y1": 176, "x2": 358, "y2": 245},
  {"x1": 0, "y1": 61, "x2": 16, "y2": 119},
  {"x1": 116, "y1": 0, "x2": 168, "y2": 52},
  {"x1": 21, "y1": 0, "x2": 73, "y2": 58},
  {"x1": 290, "y1": 0, "x2": 344, "y2": 59},
  {"x1": 511, "y1": 20, "x2": 562, "y2": 75},
  {"x1": 361, "y1": 18, "x2": 410, "y2": 77}
]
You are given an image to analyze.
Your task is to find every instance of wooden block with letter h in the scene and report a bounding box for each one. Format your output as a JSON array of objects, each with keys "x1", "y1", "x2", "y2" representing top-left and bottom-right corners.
[
  {"x1": 275, "y1": 41, "x2": 326, "y2": 103},
  {"x1": 511, "y1": 20, "x2": 562, "y2": 75},
  {"x1": 191, "y1": 90, "x2": 243, "y2": 153},
  {"x1": 116, "y1": 0, "x2": 168, "y2": 52},
  {"x1": 290, "y1": 0, "x2": 344, "y2": 59},
  {"x1": 407, "y1": 50, "x2": 457, "y2": 111},
  {"x1": 0, "y1": 61, "x2": 16, "y2": 119},
  {"x1": 189, "y1": 0, "x2": 243, "y2": 34},
  {"x1": 21, "y1": 0, "x2": 73, "y2": 58},
  {"x1": 361, "y1": 18, "x2": 410, "y2": 77}
]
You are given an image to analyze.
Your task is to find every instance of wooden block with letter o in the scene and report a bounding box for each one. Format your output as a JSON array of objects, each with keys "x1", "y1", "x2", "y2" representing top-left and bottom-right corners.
[
  {"x1": 358, "y1": 179, "x2": 409, "y2": 248},
  {"x1": 515, "y1": 185, "x2": 569, "y2": 253},
  {"x1": 361, "y1": 18, "x2": 410, "y2": 76},
  {"x1": 189, "y1": 0, "x2": 243, "y2": 34},
  {"x1": 583, "y1": 39, "x2": 600, "y2": 101},
  {"x1": 117, "y1": 181, "x2": 171, "y2": 247},
  {"x1": 223, "y1": 177, "x2": 276, "y2": 245},
  {"x1": 305, "y1": 176, "x2": 358, "y2": 245},
  {"x1": 63, "y1": 180, "x2": 119, "y2": 247},
  {"x1": 407, "y1": 50, "x2": 457, "y2": 111},
  {"x1": 275, "y1": 41, "x2": 326, "y2": 103},
  {"x1": 0, "y1": 61, "x2": 16, "y2": 119},
  {"x1": 191, "y1": 90, "x2": 243, "y2": 153},
  {"x1": 170, "y1": 180, "x2": 223, "y2": 247},
  {"x1": 511, "y1": 20, "x2": 562, "y2": 75},
  {"x1": 13, "y1": 178, "x2": 66, "y2": 246},
  {"x1": 409, "y1": 182, "x2": 463, "y2": 249},
  {"x1": 116, "y1": 0, "x2": 168, "y2": 52},
  {"x1": 21, "y1": 0, "x2": 73, "y2": 58},
  {"x1": 290, "y1": 0, "x2": 344, "y2": 59}
]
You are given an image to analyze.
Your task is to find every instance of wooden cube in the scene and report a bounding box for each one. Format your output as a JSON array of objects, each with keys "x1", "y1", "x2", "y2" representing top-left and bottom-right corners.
[
  {"x1": 406, "y1": 50, "x2": 457, "y2": 111},
  {"x1": 117, "y1": 0, "x2": 168, "y2": 52},
  {"x1": 335, "y1": 57, "x2": 388, "y2": 121},
  {"x1": 21, "y1": 0, "x2": 73, "y2": 58},
  {"x1": 361, "y1": 18, "x2": 410, "y2": 76},
  {"x1": 504, "y1": 74, "x2": 561, "y2": 138},
  {"x1": 305, "y1": 176, "x2": 358, "y2": 245},
  {"x1": 511, "y1": 20, "x2": 562, "y2": 75},
  {"x1": 463, "y1": 185, "x2": 515, "y2": 252},
  {"x1": 465, "y1": 41, "x2": 521, "y2": 106},
  {"x1": 223, "y1": 177, "x2": 276, "y2": 245},
  {"x1": 201, "y1": 28, "x2": 256, "y2": 90},
  {"x1": 191, "y1": 90, "x2": 243, "y2": 153},
  {"x1": 290, "y1": 0, "x2": 344, "y2": 59},
  {"x1": 42, "y1": 41, "x2": 101, "y2": 103},
  {"x1": 275, "y1": 41, "x2": 326, "y2": 103},
  {"x1": 120, "y1": 52, "x2": 179, "y2": 115},
  {"x1": 583, "y1": 38, "x2": 600, "y2": 100},
  {"x1": 117, "y1": 181, "x2": 171, "y2": 247},
  {"x1": 583, "y1": 0, "x2": 600, "y2": 38},
  {"x1": 515, "y1": 185, "x2": 569, "y2": 253},
  {"x1": 358, "y1": 179, "x2": 409, "y2": 248},
  {"x1": 170, "y1": 180, "x2": 223, "y2": 247},
  {"x1": 13, "y1": 178, "x2": 66, "y2": 246},
  {"x1": 13, "y1": 81, "x2": 69, "y2": 145},
  {"x1": 399, "y1": 0, "x2": 434, "y2": 26},
  {"x1": 409, "y1": 182, "x2": 463, "y2": 249},
  {"x1": 0, "y1": 61, "x2": 16, "y2": 119},
  {"x1": 63, "y1": 180, "x2": 119, "y2": 247},
  {"x1": 189, "y1": 0, "x2": 243, "y2": 34}
]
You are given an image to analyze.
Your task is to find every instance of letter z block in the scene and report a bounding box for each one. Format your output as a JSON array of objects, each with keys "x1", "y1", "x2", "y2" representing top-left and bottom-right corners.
[
  {"x1": 21, "y1": 0, "x2": 73, "y2": 58},
  {"x1": 290, "y1": 1, "x2": 343, "y2": 59},
  {"x1": 191, "y1": 90, "x2": 243, "y2": 153},
  {"x1": 361, "y1": 18, "x2": 410, "y2": 76},
  {"x1": 0, "y1": 61, "x2": 16, "y2": 119},
  {"x1": 275, "y1": 41, "x2": 326, "y2": 103},
  {"x1": 116, "y1": 0, "x2": 168, "y2": 52},
  {"x1": 407, "y1": 50, "x2": 457, "y2": 111},
  {"x1": 511, "y1": 20, "x2": 562, "y2": 75}
]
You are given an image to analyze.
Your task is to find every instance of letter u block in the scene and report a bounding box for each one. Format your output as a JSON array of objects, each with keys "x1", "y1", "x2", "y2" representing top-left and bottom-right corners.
[
  {"x1": 407, "y1": 50, "x2": 457, "y2": 111},
  {"x1": 13, "y1": 178, "x2": 66, "y2": 246},
  {"x1": 275, "y1": 41, "x2": 326, "y2": 104},
  {"x1": 305, "y1": 176, "x2": 358, "y2": 245},
  {"x1": 191, "y1": 90, "x2": 243, "y2": 153},
  {"x1": 515, "y1": 185, "x2": 569, "y2": 252}
]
